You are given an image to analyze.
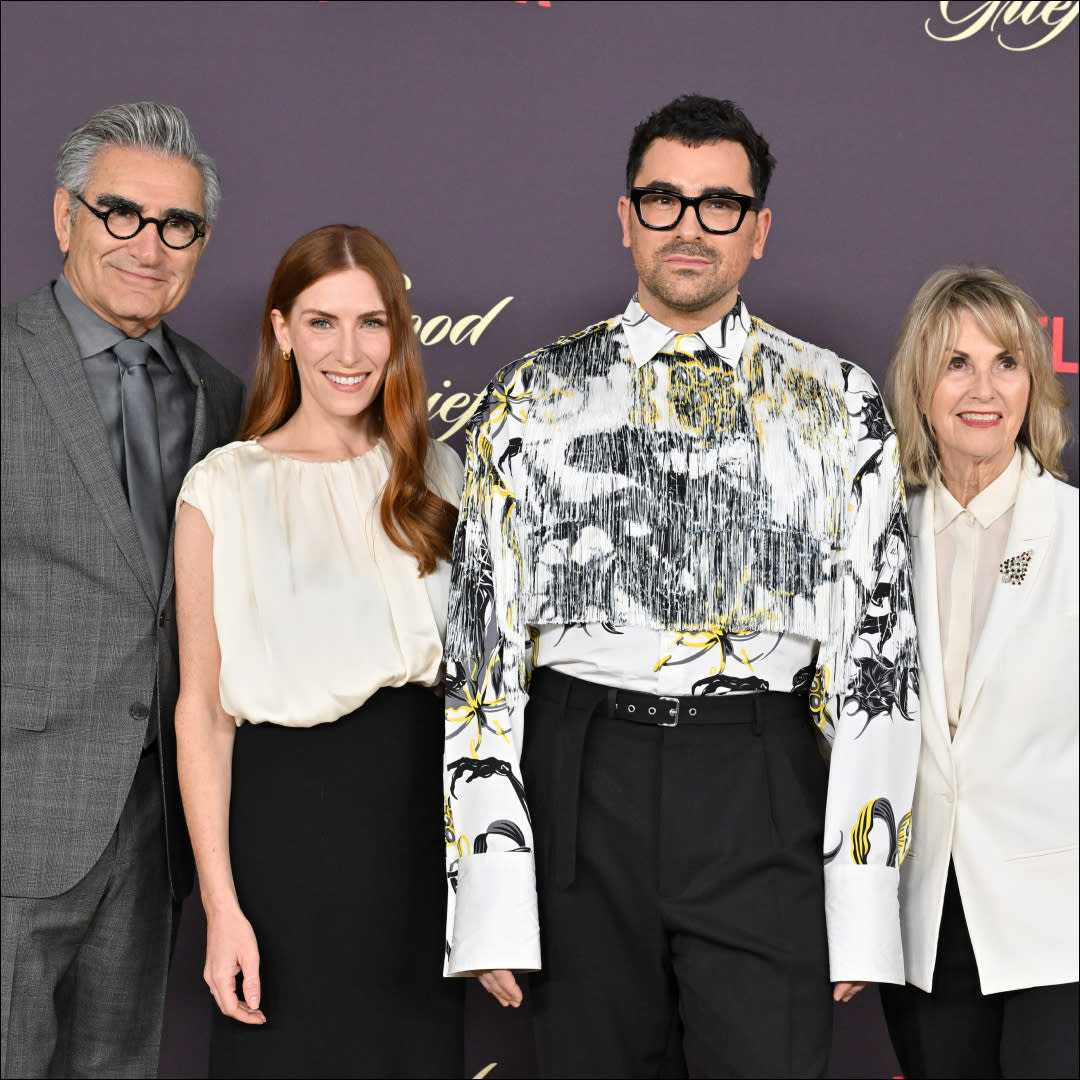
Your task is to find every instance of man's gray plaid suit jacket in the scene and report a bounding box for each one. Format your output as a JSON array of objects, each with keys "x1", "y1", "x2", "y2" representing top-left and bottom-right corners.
[{"x1": 1, "y1": 283, "x2": 245, "y2": 901}]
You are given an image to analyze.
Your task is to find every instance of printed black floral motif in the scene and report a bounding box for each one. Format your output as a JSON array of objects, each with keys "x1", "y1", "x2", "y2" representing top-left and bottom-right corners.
[
  {"x1": 473, "y1": 819, "x2": 530, "y2": 854},
  {"x1": 843, "y1": 361, "x2": 895, "y2": 445},
  {"x1": 447, "y1": 756, "x2": 530, "y2": 823},
  {"x1": 441, "y1": 298, "x2": 920, "y2": 973},
  {"x1": 847, "y1": 652, "x2": 915, "y2": 736},
  {"x1": 692, "y1": 672, "x2": 770, "y2": 695}
]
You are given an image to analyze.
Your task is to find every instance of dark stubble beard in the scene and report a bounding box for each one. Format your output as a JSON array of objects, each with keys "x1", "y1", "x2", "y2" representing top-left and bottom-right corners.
[{"x1": 638, "y1": 241, "x2": 739, "y2": 314}]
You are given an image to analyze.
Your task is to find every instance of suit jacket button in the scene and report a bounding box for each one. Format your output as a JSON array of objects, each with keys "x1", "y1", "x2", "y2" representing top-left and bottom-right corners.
[{"x1": 130, "y1": 703, "x2": 150, "y2": 722}]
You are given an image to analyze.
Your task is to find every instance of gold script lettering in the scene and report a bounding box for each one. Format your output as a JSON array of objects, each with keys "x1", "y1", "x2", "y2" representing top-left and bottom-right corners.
[
  {"x1": 449, "y1": 297, "x2": 516, "y2": 345},
  {"x1": 420, "y1": 314, "x2": 453, "y2": 346},
  {"x1": 428, "y1": 381, "x2": 487, "y2": 441},
  {"x1": 402, "y1": 275, "x2": 511, "y2": 441},
  {"x1": 403, "y1": 273, "x2": 515, "y2": 347},
  {"x1": 925, "y1": 0, "x2": 1078, "y2": 49},
  {"x1": 926, "y1": 0, "x2": 1000, "y2": 40}
]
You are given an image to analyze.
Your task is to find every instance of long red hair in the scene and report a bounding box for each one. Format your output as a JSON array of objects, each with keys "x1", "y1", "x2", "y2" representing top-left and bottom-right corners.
[{"x1": 238, "y1": 224, "x2": 457, "y2": 575}]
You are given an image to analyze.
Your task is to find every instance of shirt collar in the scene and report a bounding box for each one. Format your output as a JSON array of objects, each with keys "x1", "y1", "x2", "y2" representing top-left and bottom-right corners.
[
  {"x1": 933, "y1": 446, "x2": 1023, "y2": 533},
  {"x1": 53, "y1": 273, "x2": 176, "y2": 372},
  {"x1": 620, "y1": 294, "x2": 750, "y2": 368}
]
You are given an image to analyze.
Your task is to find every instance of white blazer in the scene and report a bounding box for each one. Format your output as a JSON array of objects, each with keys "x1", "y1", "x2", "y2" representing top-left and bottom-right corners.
[{"x1": 899, "y1": 450, "x2": 1079, "y2": 994}]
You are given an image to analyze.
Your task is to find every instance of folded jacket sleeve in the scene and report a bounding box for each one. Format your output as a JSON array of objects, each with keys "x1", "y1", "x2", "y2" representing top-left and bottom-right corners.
[
  {"x1": 819, "y1": 366, "x2": 921, "y2": 984},
  {"x1": 443, "y1": 361, "x2": 541, "y2": 976}
]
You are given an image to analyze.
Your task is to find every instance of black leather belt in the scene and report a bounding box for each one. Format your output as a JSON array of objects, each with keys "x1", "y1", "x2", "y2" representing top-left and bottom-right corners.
[
  {"x1": 527, "y1": 669, "x2": 800, "y2": 889},
  {"x1": 527, "y1": 669, "x2": 810, "y2": 888},
  {"x1": 605, "y1": 687, "x2": 759, "y2": 728}
]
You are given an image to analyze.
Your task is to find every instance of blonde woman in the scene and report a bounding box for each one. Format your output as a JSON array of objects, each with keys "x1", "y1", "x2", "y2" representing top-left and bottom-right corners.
[{"x1": 882, "y1": 265, "x2": 1078, "y2": 1078}]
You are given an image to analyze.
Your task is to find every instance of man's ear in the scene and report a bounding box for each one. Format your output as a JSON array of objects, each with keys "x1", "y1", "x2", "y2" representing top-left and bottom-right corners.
[
  {"x1": 617, "y1": 195, "x2": 632, "y2": 249},
  {"x1": 53, "y1": 189, "x2": 73, "y2": 254},
  {"x1": 751, "y1": 207, "x2": 772, "y2": 261}
]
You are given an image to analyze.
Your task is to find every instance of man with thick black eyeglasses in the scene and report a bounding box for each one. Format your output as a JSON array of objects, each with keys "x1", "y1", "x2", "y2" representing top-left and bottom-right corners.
[
  {"x1": 443, "y1": 94, "x2": 921, "y2": 1077},
  {"x1": 1, "y1": 102, "x2": 244, "y2": 1077},
  {"x1": 73, "y1": 192, "x2": 208, "y2": 250}
]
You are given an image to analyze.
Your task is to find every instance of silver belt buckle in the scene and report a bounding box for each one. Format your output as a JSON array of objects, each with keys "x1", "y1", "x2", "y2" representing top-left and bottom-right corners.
[{"x1": 658, "y1": 696, "x2": 679, "y2": 727}]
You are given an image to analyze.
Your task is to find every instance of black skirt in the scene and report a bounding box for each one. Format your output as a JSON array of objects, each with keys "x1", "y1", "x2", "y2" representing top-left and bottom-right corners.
[{"x1": 209, "y1": 684, "x2": 464, "y2": 1079}]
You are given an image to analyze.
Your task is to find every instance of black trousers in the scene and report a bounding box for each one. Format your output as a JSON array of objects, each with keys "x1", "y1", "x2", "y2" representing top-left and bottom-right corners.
[
  {"x1": 522, "y1": 669, "x2": 833, "y2": 1079},
  {"x1": 209, "y1": 686, "x2": 464, "y2": 1079},
  {"x1": 880, "y1": 862, "x2": 1079, "y2": 1079}
]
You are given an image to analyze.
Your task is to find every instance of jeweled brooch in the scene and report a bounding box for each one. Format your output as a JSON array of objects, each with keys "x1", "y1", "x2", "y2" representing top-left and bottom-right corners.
[{"x1": 999, "y1": 549, "x2": 1033, "y2": 585}]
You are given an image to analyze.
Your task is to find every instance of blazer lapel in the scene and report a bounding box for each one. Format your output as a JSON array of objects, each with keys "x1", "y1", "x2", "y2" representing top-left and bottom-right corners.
[
  {"x1": 958, "y1": 455, "x2": 1054, "y2": 723},
  {"x1": 909, "y1": 488, "x2": 953, "y2": 771},
  {"x1": 16, "y1": 290, "x2": 157, "y2": 603}
]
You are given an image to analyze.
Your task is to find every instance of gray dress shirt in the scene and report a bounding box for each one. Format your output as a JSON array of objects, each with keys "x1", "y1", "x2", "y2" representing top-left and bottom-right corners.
[{"x1": 53, "y1": 274, "x2": 196, "y2": 523}]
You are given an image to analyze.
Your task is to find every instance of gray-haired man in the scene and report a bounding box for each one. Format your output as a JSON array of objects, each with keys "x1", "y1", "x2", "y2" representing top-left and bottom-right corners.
[{"x1": 1, "y1": 102, "x2": 244, "y2": 1077}]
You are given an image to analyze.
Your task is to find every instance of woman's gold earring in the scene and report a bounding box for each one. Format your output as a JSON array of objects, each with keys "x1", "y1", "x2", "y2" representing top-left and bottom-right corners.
[{"x1": 281, "y1": 349, "x2": 292, "y2": 363}]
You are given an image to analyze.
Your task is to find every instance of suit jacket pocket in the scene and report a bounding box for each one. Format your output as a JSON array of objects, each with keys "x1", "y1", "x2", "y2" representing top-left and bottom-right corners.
[{"x1": 1, "y1": 684, "x2": 49, "y2": 731}]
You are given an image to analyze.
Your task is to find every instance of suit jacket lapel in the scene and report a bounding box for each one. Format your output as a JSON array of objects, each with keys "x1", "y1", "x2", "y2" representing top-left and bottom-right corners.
[
  {"x1": 958, "y1": 455, "x2": 1054, "y2": 724},
  {"x1": 16, "y1": 289, "x2": 157, "y2": 603},
  {"x1": 909, "y1": 488, "x2": 952, "y2": 772}
]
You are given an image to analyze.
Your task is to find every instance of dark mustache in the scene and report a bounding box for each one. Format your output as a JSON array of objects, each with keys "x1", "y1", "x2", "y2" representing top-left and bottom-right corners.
[{"x1": 658, "y1": 243, "x2": 714, "y2": 260}]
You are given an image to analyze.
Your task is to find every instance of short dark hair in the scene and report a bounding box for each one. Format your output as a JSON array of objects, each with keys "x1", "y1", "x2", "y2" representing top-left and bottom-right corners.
[{"x1": 625, "y1": 94, "x2": 775, "y2": 199}]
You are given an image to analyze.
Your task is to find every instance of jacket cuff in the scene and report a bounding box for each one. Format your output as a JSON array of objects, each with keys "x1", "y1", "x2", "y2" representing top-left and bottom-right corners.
[
  {"x1": 825, "y1": 863, "x2": 905, "y2": 984},
  {"x1": 446, "y1": 851, "x2": 541, "y2": 976}
]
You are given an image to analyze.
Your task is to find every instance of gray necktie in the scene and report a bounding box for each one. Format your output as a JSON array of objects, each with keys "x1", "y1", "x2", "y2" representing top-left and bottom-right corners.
[{"x1": 114, "y1": 338, "x2": 168, "y2": 592}]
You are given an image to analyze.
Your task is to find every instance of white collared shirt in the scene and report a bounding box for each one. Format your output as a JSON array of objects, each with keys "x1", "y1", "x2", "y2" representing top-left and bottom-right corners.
[{"x1": 934, "y1": 448, "x2": 1022, "y2": 737}]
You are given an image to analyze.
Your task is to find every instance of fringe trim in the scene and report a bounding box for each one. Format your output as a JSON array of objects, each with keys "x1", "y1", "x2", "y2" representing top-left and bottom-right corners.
[
  {"x1": 512, "y1": 321, "x2": 870, "y2": 641},
  {"x1": 451, "y1": 319, "x2": 903, "y2": 726}
]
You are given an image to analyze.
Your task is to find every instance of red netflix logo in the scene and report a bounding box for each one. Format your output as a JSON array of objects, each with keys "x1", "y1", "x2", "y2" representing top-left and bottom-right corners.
[{"x1": 1038, "y1": 316, "x2": 1074, "y2": 374}]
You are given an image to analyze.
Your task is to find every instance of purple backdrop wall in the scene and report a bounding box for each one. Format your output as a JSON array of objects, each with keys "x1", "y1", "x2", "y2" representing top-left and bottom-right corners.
[{"x1": 2, "y1": 2, "x2": 1077, "y2": 1077}]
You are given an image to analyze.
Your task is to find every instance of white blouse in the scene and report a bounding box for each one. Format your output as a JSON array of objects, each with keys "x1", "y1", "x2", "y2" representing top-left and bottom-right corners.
[
  {"x1": 178, "y1": 438, "x2": 464, "y2": 728},
  {"x1": 934, "y1": 447, "x2": 1022, "y2": 738}
]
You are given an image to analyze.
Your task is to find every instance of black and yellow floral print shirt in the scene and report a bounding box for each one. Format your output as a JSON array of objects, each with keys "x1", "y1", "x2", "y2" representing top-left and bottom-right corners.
[{"x1": 442, "y1": 297, "x2": 921, "y2": 984}]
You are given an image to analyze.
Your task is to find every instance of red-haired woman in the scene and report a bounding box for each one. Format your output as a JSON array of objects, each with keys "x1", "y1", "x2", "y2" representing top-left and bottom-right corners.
[{"x1": 174, "y1": 225, "x2": 465, "y2": 1077}]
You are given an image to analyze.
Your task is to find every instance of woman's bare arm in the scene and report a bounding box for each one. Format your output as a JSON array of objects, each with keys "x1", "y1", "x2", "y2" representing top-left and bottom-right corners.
[{"x1": 174, "y1": 501, "x2": 265, "y2": 1025}]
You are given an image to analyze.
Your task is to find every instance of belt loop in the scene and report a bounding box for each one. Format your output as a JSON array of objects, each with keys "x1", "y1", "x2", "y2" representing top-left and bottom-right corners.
[
  {"x1": 606, "y1": 688, "x2": 617, "y2": 718},
  {"x1": 751, "y1": 695, "x2": 763, "y2": 737}
]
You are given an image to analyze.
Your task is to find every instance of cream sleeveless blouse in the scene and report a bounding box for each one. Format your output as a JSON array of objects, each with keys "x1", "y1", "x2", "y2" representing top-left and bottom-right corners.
[{"x1": 178, "y1": 439, "x2": 464, "y2": 727}]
